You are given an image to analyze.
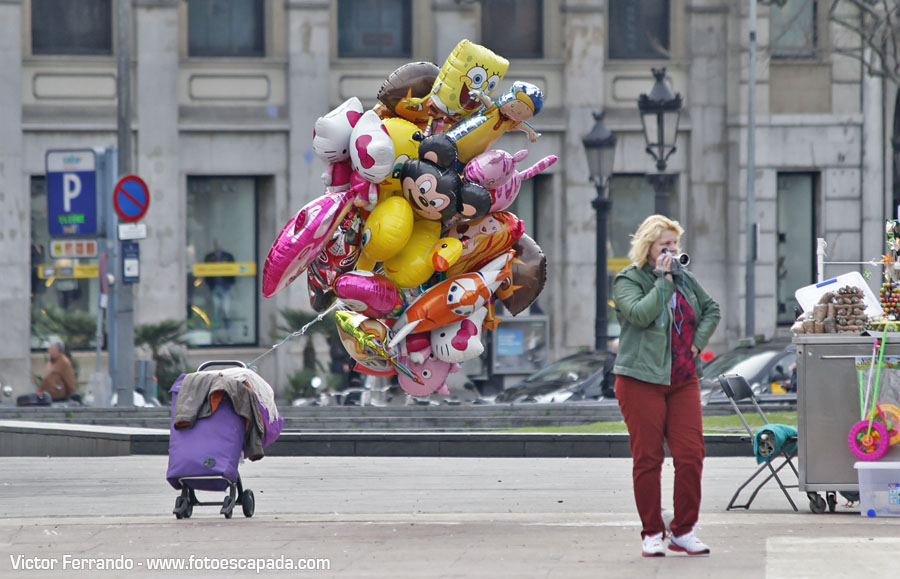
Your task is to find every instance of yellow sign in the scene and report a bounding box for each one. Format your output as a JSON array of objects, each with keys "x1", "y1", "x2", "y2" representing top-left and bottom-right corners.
[
  {"x1": 36, "y1": 264, "x2": 99, "y2": 279},
  {"x1": 607, "y1": 257, "x2": 631, "y2": 272},
  {"x1": 192, "y1": 262, "x2": 257, "y2": 277}
]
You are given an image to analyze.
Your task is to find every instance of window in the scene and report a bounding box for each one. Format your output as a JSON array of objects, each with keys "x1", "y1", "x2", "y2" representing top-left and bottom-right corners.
[
  {"x1": 481, "y1": 0, "x2": 543, "y2": 59},
  {"x1": 30, "y1": 177, "x2": 102, "y2": 350},
  {"x1": 607, "y1": 175, "x2": 656, "y2": 262},
  {"x1": 337, "y1": 0, "x2": 411, "y2": 58},
  {"x1": 771, "y1": 0, "x2": 817, "y2": 58},
  {"x1": 608, "y1": 0, "x2": 670, "y2": 60},
  {"x1": 776, "y1": 173, "x2": 816, "y2": 325},
  {"x1": 31, "y1": 0, "x2": 112, "y2": 56},
  {"x1": 186, "y1": 177, "x2": 259, "y2": 346},
  {"x1": 505, "y1": 179, "x2": 537, "y2": 240},
  {"x1": 188, "y1": 0, "x2": 265, "y2": 57}
]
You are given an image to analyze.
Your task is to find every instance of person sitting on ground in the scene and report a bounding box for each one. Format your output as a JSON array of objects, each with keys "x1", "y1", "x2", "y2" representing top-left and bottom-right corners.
[{"x1": 37, "y1": 340, "x2": 77, "y2": 401}]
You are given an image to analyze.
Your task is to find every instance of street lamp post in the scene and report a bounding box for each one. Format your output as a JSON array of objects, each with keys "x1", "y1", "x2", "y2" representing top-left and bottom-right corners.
[
  {"x1": 637, "y1": 68, "x2": 682, "y2": 216},
  {"x1": 582, "y1": 112, "x2": 617, "y2": 353}
]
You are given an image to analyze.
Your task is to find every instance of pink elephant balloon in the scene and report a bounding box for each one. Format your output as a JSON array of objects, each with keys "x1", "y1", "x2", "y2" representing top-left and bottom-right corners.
[
  {"x1": 262, "y1": 185, "x2": 364, "y2": 298},
  {"x1": 396, "y1": 347, "x2": 460, "y2": 397},
  {"x1": 334, "y1": 271, "x2": 405, "y2": 318}
]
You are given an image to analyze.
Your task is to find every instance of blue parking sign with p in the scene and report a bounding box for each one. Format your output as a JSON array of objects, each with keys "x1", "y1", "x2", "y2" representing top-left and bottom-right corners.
[{"x1": 46, "y1": 150, "x2": 97, "y2": 236}]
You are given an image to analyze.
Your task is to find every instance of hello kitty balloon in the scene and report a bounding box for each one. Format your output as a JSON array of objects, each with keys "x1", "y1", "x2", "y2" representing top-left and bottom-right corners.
[
  {"x1": 313, "y1": 97, "x2": 364, "y2": 191},
  {"x1": 430, "y1": 307, "x2": 488, "y2": 364},
  {"x1": 349, "y1": 110, "x2": 395, "y2": 190}
]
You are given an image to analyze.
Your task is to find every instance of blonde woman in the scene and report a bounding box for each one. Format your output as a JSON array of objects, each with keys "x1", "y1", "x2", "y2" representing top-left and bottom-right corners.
[{"x1": 612, "y1": 215, "x2": 720, "y2": 557}]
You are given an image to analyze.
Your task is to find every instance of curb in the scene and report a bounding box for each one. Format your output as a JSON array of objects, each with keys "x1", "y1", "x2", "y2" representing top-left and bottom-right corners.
[{"x1": 0, "y1": 421, "x2": 753, "y2": 458}]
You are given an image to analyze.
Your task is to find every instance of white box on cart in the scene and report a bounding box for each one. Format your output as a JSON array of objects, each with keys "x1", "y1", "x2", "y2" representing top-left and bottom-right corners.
[{"x1": 855, "y1": 461, "x2": 900, "y2": 517}]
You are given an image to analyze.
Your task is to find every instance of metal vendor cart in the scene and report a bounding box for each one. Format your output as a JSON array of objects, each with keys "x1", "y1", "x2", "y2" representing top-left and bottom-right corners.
[{"x1": 794, "y1": 334, "x2": 900, "y2": 513}]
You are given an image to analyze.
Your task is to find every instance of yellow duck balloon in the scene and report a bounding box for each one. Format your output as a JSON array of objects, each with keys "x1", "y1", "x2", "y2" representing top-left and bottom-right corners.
[
  {"x1": 383, "y1": 220, "x2": 463, "y2": 288},
  {"x1": 356, "y1": 196, "x2": 414, "y2": 271}
]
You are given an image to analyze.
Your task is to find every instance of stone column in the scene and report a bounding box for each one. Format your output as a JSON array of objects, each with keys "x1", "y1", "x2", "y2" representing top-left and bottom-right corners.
[
  {"x1": 686, "y1": 1, "x2": 730, "y2": 351},
  {"x1": 0, "y1": 0, "x2": 30, "y2": 395},
  {"x1": 559, "y1": 0, "x2": 607, "y2": 351},
  {"x1": 134, "y1": 0, "x2": 183, "y2": 324},
  {"x1": 277, "y1": 1, "x2": 332, "y2": 380}
]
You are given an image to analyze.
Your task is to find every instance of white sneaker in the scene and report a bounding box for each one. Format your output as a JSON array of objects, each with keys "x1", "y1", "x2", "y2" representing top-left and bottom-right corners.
[
  {"x1": 661, "y1": 509, "x2": 674, "y2": 537},
  {"x1": 669, "y1": 530, "x2": 710, "y2": 556},
  {"x1": 642, "y1": 532, "x2": 666, "y2": 557}
]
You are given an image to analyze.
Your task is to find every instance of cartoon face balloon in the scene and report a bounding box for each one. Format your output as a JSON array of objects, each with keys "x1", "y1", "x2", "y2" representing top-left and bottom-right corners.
[
  {"x1": 445, "y1": 81, "x2": 544, "y2": 164},
  {"x1": 430, "y1": 307, "x2": 488, "y2": 364},
  {"x1": 313, "y1": 97, "x2": 364, "y2": 165},
  {"x1": 349, "y1": 110, "x2": 395, "y2": 185},
  {"x1": 443, "y1": 211, "x2": 525, "y2": 277},
  {"x1": 406, "y1": 39, "x2": 509, "y2": 123},
  {"x1": 376, "y1": 61, "x2": 440, "y2": 125},
  {"x1": 307, "y1": 212, "x2": 362, "y2": 312},
  {"x1": 335, "y1": 311, "x2": 396, "y2": 375},
  {"x1": 390, "y1": 250, "x2": 514, "y2": 342},
  {"x1": 396, "y1": 350, "x2": 460, "y2": 397},
  {"x1": 400, "y1": 158, "x2": 462, "y2": 222}
]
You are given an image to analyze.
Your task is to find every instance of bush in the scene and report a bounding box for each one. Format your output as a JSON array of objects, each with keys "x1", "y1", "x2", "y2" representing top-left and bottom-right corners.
[
  {"x1": 287, "y1": 368, "x2": 322, "y2": 399},
  {"x1": 134, "y1": 320, "x2": 190, "y2": 404}
]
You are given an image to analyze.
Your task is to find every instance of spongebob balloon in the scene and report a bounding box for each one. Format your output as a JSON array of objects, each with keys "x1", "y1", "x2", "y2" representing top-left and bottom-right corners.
[{"x1": 399, "y1": 39, "x2": 509, "y2": 131}]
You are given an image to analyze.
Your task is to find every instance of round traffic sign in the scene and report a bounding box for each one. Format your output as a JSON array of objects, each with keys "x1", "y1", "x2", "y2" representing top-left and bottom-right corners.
[{"x1": 113, "y1": 175, "x2": 150, "y2": 223}]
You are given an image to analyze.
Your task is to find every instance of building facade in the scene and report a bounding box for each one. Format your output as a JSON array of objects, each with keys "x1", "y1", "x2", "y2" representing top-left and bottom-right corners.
[{"x1": 0, "y1": 0, "x2": 889, "y2": 398}]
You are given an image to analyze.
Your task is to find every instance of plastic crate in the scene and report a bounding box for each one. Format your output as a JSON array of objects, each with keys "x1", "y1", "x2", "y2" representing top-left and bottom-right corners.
[{"x1": 855, "y1": 461, "x2": 900, "y2": 517}]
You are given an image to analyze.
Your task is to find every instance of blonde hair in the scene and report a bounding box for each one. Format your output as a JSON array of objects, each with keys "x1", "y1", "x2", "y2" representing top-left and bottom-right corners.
[{"x1": 627, "y1": 215, "x2": 684, "y2": 268}]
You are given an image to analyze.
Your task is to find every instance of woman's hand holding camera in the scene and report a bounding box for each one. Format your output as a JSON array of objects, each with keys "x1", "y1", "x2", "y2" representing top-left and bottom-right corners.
[{"x1": 655, "y1": 253, "x2": 674, "y2": 281}]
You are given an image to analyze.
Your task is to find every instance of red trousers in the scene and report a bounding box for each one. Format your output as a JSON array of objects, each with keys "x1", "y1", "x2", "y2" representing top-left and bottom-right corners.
[{"x1": 615, "y1": 373, "x2": 705, "y2": 538}]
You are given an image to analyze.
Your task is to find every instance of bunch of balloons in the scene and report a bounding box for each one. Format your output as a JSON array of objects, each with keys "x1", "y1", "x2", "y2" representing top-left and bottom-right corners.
[{"x1": 262, "y1": 40, "x2": 555, "y2": 397}]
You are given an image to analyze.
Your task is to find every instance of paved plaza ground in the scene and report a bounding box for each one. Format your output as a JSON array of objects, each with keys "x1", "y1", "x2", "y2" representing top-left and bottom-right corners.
[{"x1": 0, "y1": 455, "x2": 896, "y2": 578}]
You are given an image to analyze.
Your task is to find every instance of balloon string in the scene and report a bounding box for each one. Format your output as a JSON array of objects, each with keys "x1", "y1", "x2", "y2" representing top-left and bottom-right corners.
[{"x1": 245, "y1": 300, "x2": 345, "y2": 371}]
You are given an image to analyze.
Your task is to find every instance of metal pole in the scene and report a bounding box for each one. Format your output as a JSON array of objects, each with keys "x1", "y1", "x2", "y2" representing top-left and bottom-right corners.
[
  {"x1": 114, "y1": 0, "x2": 134, "y2": 406},
  {"x1": 648, "y1": 173, "x2": 674, "y2": 217},
  {"x1": 816, "y1": 238, "x2": 826, "y2": 283},
  {"x1": 593, "y1": 184, "x2": 611, "y2": 352},
  {"x1": 745, "y1": 0, "x2": 757, "y2": 337}
]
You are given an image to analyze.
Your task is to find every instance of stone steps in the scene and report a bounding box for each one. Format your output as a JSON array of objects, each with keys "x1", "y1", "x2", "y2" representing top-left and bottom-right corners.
[{"x1": 0, "y1": 401, "x2": 791, "y2": 431}]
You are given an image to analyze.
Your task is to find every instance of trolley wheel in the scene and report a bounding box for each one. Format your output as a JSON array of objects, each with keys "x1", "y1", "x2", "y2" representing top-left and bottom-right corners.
[
  {"x1": 173, "y1": 496, "x2": 186, "y2": 519},
  {"x1": 848, "y1": 420, "x2": 890, "y2": 461},
  {"x1": 241, "y1": 489, "x2": 255, "y2": 518},
  {"x1": 183, "y1": 498, "x2": 193, "y2": 519},
  {"x1": 221, "y1": 495, "x2": 235, "y2": 519},
  {"x1": 826, "y1": 492, "x2": 837, "y2": 513},
  {"x1": 808, "y1": 492, "x2": 827, "y2": 514}
]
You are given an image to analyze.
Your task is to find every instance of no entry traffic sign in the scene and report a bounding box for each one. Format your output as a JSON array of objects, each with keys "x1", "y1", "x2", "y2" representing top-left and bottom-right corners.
[{"x1": 113, "y1": 175, "x2": 150, "y2": 223}]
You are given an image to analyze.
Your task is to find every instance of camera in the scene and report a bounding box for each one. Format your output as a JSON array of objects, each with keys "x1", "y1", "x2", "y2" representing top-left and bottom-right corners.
[{"x1": 661, "y1": 248, "x2": 690, "y2": 274}]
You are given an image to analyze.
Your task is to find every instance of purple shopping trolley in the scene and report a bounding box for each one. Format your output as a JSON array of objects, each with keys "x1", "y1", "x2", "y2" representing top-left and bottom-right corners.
[{"x1": 166, "y1": 360, "x2": 273, "y2": 519}]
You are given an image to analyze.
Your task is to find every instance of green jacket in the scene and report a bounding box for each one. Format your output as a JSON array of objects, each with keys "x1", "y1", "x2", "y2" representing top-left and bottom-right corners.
[{"x1": 612, "y1": 263, "x2": 720, "y2": 385}]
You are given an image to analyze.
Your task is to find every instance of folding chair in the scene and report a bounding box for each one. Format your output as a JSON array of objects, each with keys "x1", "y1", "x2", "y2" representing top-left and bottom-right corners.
[{"x1": 717, "y1": 373, "x2": 800, "y2": 512}]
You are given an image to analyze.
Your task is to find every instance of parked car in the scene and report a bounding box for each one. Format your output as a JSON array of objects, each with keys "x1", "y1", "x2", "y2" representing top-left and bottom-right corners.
[
  {"x1": 699, "y1": 339, "x2": 797, "y2": 405},
  {"x1": 494, "y1": 350, "x2": 614, "y2": 404}
]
